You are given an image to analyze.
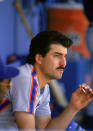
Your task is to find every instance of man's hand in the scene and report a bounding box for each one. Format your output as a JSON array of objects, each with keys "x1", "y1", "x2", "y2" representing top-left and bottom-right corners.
[{"x1": 69, "y1": 83, "x2": 93, "y2": 112}]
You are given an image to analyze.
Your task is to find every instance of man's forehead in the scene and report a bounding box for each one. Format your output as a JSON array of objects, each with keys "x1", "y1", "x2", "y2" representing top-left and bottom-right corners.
[{"x1": 49, "y1": 44, "x2": 67, "y2": 54}]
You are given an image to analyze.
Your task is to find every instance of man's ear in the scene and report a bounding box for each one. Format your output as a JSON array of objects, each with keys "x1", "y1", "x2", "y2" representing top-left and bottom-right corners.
[{"x1": 35, "y1": 54, "x2": 43, "y2": 64}]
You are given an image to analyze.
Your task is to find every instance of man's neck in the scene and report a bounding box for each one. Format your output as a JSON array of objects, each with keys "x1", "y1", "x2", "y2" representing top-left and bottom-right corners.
[{"x1": 34, "y1": 65, "x2": 51, "y2": 89}]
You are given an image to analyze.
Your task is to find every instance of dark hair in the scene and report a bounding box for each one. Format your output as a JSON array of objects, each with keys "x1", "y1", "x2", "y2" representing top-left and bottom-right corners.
[{"x1": 26, "y1": 30, "x2": 73, "y2": 65}]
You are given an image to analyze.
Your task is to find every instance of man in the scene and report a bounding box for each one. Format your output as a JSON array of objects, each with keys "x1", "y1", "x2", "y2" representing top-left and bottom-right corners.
[
  {"x1": 0, "y1": 57, "x2": 19, "y2": 129},
  {"x1": 7, "y1": 31, "x2": 93, "y2": 130}
]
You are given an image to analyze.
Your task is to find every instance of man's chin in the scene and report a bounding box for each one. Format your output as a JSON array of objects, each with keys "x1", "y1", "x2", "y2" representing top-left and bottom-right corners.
[
  {"x1": 55, "y1": 74, "x2": 63, "y2": 80},
  {"x1": 50, "y1": 73, "x2": 63, "y2": 80}
]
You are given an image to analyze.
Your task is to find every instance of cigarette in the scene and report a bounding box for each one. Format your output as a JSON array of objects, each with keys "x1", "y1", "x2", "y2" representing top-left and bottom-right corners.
[
  {"x1": 80, "y1": 85, "x2": 87, "y2": 94},
  {"x1": 81, "y1": 88, "x2": 87, "y2": 94},
  {"x1": 81, "y1": 87, "x2": 93, "y2": 96}
]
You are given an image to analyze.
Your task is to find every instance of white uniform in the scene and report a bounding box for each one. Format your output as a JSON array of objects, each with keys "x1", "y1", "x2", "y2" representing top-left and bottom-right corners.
[{"x1": 0, "y1": 64, "x2": 51, "y2": 129}]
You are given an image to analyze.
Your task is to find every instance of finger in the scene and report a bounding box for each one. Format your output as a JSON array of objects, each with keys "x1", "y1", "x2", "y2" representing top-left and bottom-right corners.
[{"x1": 80, "y1": 84, "x2": 93, "y2": 98}]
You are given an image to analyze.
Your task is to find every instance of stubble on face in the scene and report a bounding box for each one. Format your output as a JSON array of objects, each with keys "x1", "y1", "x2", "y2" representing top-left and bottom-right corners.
[{"x1": 40, "y1": 44, "x2": 67, "y2": 81}]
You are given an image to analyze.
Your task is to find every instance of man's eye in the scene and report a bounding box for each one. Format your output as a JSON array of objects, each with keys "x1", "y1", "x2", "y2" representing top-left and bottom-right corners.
[{"x1": 55, "y1": 55, "x2": 60, "y2": 57}]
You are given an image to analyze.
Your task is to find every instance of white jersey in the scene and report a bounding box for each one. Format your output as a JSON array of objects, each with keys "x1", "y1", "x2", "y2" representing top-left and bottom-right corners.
[
  {"x1": 0, "y1": 64, "x2": 51, "y2": 129},
  {"x1": 0, "y1": 95, "x2": 18, "y2": 130}
]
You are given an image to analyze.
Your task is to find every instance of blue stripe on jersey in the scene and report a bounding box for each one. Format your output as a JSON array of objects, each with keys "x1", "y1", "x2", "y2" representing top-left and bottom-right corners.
[
  {"x1": 32, "y1": 68, "x2": 37, "y2": 77},
  {"x1": 0, "y1": 99, "x2": 10, "y2": 111},
  {"x1": 30, "y1": 78, "x2": 37, "y2": 113}
]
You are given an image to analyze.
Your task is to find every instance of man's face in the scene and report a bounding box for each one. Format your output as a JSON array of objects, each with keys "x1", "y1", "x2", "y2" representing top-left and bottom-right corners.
[{"x1": 39, "y1": 44, "x2": 67, "y2": 81}]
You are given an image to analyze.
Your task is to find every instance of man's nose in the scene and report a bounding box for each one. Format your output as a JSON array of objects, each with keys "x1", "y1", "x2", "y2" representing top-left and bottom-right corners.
[{"x1": 60, "y1": 57, "x2": 66, "y2": 67}]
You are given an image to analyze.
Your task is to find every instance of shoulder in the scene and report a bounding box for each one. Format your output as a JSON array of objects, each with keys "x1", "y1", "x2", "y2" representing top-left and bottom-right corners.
[
  {"x1": 12, "y1": 64, "x2": 33, "y2": 82},
  {"x1": 19, "y1": 64, "x2": 33, "y2": 76},
  {"x1": 10, "y1": 64, "x2": 34, "y2": 93}
]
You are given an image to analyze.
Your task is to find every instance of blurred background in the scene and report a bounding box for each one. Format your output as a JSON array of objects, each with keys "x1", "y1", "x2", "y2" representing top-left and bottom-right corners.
[{"x1": 0, "y1": 0, "x2": 93, "y2": 130}]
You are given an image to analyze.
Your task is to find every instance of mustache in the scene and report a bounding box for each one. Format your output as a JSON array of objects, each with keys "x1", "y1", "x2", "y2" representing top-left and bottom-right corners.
[{"x1": 56, "y1": 66, "x2": 65, "y2": 70}]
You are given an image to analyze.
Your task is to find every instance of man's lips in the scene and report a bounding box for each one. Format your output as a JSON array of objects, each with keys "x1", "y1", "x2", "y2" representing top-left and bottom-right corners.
[
  {"x1": 57, "y1": 69, "x2": 64, "y2": 72},
  {"x1": 56, "y1": 67, "x2": 65, "y2": 72}
]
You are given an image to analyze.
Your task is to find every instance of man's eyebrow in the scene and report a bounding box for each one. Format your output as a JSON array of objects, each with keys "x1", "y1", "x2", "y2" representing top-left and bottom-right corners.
[{"x1": 54, "y1": 52, "x2": 67, "y2": 56}]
